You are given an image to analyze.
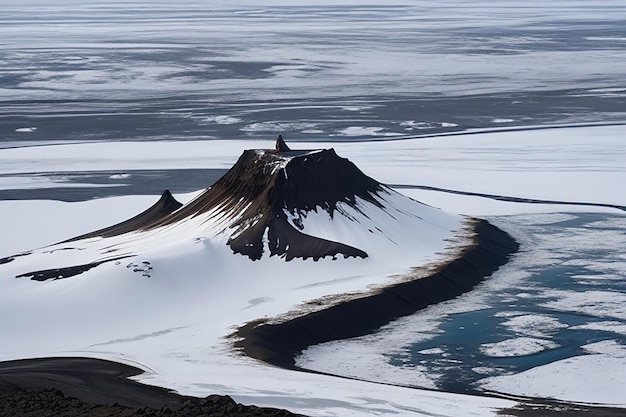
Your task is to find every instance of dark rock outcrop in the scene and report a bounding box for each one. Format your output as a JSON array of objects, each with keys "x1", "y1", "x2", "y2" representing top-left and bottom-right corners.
[
  {"x1": 0, "y1": 357, "x2": 303, "y2": 417},
  {"x1": 148, "y1": 148, "x2": 384, "y2": 261},
  {"x1": 0, "y1": 388, "x2": 302, "y2": 417},
  {"x1": 275, "y1": 135, "x2": 291, "y2": 152}
]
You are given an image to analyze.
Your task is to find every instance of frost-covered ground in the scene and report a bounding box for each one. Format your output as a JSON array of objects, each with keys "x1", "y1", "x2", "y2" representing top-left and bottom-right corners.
[
  {"x1": 2, "y1": 1, "x2": 626, "y2": 415},
  {"x1": 0, "y1": 125, "x2": 625, "y2": 416}
]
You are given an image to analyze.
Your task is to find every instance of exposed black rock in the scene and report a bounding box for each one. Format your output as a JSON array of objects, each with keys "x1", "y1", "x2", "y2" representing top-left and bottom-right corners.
[
  {"x1": 0, "y1": 387, "x2": 304, "y2": 417},
  {"x1": 275, "y1": 135, "x2": 291, "y2": 152},
  {"x1": 148, "y1": 148, "x2": 383, "y2": 261},
  {"x1": 0, "y1": 357, "x2": 303, "y2": 417},
  {"x1": 499, "y1": 401, "x2": 626, "y2": 417},
  {"x1": 16, "y1": 256, "x2": 130, "y2": 281},
  {"x1": 0, "y1": 252, "x2": 31, "y2": 266},
  {"x1": 65, "y1": 189, "x2": 182, "y2": 242}
]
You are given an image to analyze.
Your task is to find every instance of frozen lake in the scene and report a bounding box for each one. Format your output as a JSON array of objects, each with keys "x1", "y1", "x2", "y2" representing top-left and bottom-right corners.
[{"x1": 298, "y1": 211, "x2": 626, "y2": 403}]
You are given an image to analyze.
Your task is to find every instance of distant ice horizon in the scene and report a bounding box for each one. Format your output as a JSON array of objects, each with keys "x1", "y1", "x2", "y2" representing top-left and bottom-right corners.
[{"x1": 2, "y1": 0, "x2": 626, "y2": 143}]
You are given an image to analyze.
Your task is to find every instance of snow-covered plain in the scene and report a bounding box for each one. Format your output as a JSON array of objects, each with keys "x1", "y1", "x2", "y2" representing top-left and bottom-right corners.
[
  {"x1": 0, "y1": 125, "x2": 625, "y2": 415},
  {"x1": 2, "y1": 0, "x2": 626, "y2": 414}
]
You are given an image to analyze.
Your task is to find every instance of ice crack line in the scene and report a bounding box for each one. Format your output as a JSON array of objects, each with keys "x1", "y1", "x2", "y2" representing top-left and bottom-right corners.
[{"x1": 392, "y1": 184, "x2": 626, "y2": 212}]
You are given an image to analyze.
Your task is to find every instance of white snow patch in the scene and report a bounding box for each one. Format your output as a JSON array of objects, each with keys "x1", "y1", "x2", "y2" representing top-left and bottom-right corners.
[
  {"x1": 500, "y1": 314, "x2": 568, "y2": 338},
  {"x1": 337, "y1": 126, "x2": 402, "y2": 137},
  {"x1": 586, "y1": 36, "x2": 626, "y2": 42},
  {"x1": 480, "y1": 341, "x2": 626, "y2": 405},
  {"x1": 203, "y1": 115, "x2": 242, "y2": 125},
  {"x1": 583, "y1": 339, "x2": 626, "y2": 356},
  {"x1": 472, "y1": 367, "x2": 503, "y2": 376},
  {"x1": 572, "y1": 321, "x2": 626, "y2": 335},
  {"x1": 109, "y1": 173, "x2": 131, "y2": 179},
  {"x1": 480, "y1": 337, "x2": 559, "y2": 357},
  {"x1": 418, "y1": 347, "x2": 445, "y2": 355},
  {"x1": 297, "y1": 338, "x2": 440, "y2": 389},
  {"x1": 400, "y1": 120, "x2": 432, "y2": 129},
  {"x1": 541, "y1": 290, "x2": 626, "y2": 321},
  {"x1": 241, "y1": 121, "x2": 318, "y2": 133}
]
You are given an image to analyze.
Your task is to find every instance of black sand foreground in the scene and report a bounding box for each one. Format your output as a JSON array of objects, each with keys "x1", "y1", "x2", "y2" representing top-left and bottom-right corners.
[
  {"x1": 499, "y1": 401, "x2": 626, "y2": 417},
  {"x1": 0, "y1": 357, "x2": 302, "y2": 417}
]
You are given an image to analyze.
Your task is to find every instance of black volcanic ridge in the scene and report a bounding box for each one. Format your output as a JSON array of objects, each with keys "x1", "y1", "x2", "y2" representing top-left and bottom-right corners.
[{"x1": 150, "y1": 148, "x2": 383, "y2": 261}]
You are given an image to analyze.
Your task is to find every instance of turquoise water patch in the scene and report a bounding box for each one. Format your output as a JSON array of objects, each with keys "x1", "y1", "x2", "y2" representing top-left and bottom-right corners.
[{"x1": 386, "y1": 212, "x2": 626, "y2": 394}]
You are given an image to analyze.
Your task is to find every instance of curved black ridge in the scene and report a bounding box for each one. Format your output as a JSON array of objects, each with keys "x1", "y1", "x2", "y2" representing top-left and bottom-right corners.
[{"x1": 235, "y1": 219, "x2": 519, "y2": 369}]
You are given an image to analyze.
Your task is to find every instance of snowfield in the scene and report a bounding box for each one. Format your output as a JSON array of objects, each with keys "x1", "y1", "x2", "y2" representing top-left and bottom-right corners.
[{"x1": 0, "y1": 124, "x2": 625, "y2": 416}]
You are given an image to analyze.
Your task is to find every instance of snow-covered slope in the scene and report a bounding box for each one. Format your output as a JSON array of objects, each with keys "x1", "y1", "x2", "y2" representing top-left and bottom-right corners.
[
  {"x1": 0, "y1": 146, "x2": 468, "y2": 359},
  {"x1": 2, "y1": 125, "x2": 624, "y2": 415}
]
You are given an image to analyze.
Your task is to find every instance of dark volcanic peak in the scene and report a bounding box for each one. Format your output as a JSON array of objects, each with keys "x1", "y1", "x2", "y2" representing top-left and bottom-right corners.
[
  {"x1": 150, "y1": 147, "x2": 383, "y2": 261},
  {"x1": 275, "y1": 134, "x2": 291, "y2": 152},
  {"x1": 66, "y1": 189, "x2": 183, "y2": 242}
]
